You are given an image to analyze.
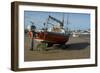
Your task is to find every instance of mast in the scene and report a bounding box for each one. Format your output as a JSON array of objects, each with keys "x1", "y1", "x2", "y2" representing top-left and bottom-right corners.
[
  {"x1": 48, "y1": 15, "x2": 63, "y2": 26},
  {"x1": 66, "y1": 13, "x2": 69, "y2": 31},
  {"x1": 67, "y1": 13, "x2": 69, "y2": 25},
  {"x1": 61, "y1": 13, "x2": 64, "y2": 29}
]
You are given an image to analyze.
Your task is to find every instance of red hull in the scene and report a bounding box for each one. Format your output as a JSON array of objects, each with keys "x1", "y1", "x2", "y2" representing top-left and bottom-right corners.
[{"x1": 35, "y1": 32, "x2": 70, "y2": 44}]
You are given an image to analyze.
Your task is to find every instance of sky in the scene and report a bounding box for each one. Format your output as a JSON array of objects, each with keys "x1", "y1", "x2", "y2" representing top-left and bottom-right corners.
[{"x1": 24, "y1": 11, "x2": 90, "y2": 31}]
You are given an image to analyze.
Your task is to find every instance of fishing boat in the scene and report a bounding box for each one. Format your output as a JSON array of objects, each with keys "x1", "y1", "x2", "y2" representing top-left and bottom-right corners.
[{"x1": 29, "y1": 14, "x2": 70, "y2": 47}]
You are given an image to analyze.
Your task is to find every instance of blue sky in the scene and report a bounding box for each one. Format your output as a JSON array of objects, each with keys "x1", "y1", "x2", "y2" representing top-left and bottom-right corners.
[{"x1": 24, "y1": 11, "x2": 90, "y2": 30}]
